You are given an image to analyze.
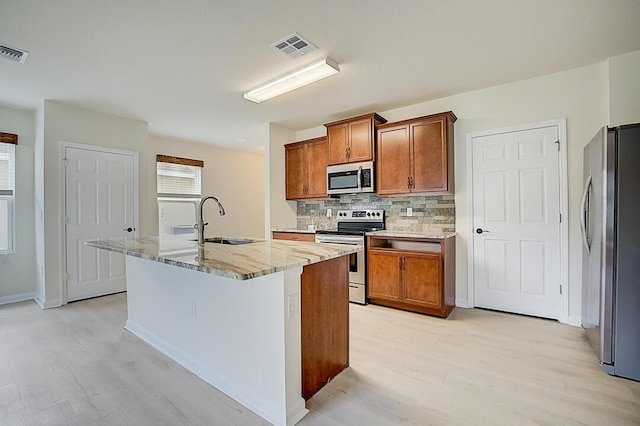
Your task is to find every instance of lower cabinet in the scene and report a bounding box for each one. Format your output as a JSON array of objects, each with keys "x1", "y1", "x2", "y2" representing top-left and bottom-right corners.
[{"x1": 367, "y1": 236, "x2": 455, "y2": 318}]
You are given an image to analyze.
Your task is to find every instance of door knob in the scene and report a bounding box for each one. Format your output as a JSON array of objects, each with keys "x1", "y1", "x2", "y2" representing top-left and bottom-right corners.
[
  {"x1": 476, "y1": 228, "x2": 489, "y2": 234},
  {"x1": 123, "y1": 227, "x2": 135, "y2": 233}
]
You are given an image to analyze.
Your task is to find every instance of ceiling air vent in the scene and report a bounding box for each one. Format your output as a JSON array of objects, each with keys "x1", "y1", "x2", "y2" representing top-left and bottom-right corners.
[
  {"x1": 271, "y1": 33, "x2": 318, "y2": 59},
  {"x1": 0, "y1": 44, "x2": 29, "y2": 64}
]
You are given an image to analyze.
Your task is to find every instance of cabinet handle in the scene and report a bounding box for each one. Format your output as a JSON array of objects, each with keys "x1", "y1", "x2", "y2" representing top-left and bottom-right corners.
[
  {"x1": 407, "y1": 176, "x2": 411, "y2": 189},
  {"x1": 409, "y1": 176, "x2": 414, "y2": 189},
  {"x1": 346, "y1": 146, "x2": 351, "y2": 160}
]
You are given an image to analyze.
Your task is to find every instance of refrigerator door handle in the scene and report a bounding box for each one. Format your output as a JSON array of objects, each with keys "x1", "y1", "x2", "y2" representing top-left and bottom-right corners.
[{"x1": 580, "y1": 175, "x2": 592, "y2": 255}]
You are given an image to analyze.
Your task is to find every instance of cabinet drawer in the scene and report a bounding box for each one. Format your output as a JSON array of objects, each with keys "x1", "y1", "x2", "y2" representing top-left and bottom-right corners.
[{"x1": 272, "y1": 232, "x2": 316, "y2": 242}]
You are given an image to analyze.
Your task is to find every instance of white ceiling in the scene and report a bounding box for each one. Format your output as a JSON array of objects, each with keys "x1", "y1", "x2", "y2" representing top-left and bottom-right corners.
[{"x1": 2, "y1": 0, "x2": 640, "y2": 152}]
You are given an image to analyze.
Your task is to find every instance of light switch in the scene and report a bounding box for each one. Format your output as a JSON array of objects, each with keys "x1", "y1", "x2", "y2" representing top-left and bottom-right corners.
[
  {"x1": 407, "y1": 207, "x2": 413, "y2": 217},
  {"x1": 326, "y1": 209, "x2": 332, "y2": 217}
]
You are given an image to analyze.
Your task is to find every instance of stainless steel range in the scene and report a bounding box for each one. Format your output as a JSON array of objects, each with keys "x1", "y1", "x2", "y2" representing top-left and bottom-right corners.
[{"x1": 315, "y1": 209, "x2": 384, "y2": 304}]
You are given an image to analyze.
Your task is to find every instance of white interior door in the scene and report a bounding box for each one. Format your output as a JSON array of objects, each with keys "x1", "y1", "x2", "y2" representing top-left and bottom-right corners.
[
  {"x1": 472, "y1": 126, "x2": 561, "y2": 319},
  {"x1": 65, "y1": 146, "x2": 136, "y2": 302}
]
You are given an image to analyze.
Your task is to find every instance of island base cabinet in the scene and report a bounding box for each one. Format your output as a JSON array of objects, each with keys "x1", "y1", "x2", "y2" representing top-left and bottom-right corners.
[{"x1": 301, "y1": 255, "x2": 349, "y2": 399}]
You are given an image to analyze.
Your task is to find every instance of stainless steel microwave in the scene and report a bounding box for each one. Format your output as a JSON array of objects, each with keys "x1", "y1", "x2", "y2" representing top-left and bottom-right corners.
[{"x1": 326, "y1": 161, "x2": 375, "y2": 195}]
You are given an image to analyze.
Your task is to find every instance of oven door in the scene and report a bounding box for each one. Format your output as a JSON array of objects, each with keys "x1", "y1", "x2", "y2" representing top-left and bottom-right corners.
[{"x1": 314, "y1": 235, "x2": 365, "y2": 285}]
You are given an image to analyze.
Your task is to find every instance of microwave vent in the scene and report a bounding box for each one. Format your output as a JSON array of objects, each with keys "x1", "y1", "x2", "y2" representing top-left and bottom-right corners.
[
  {"x1": 0, "y1": 44, "x2": 29, "y2": 64},
  {"x1": 271, "y1": 33, "x2": 318, "y2": 59}
]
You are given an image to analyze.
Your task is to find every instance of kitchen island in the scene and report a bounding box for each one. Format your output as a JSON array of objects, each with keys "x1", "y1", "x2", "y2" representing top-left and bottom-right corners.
[{"x1": 87, "y1": 236, "x2": 358, "y2": 426}]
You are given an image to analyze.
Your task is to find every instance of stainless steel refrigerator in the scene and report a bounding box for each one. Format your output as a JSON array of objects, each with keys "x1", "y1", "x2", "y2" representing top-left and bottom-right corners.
[{"x1": 581, "y1": 123, "x2": 640, "y2": 381}]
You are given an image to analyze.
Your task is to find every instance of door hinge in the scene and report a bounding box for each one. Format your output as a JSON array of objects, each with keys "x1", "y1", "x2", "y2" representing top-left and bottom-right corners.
[
  {"x1": 559, "y1": 213, "x2": 562, "y2": 223},
  {"x1": 62, "y1": 158, "x2": 68, "y2": 167},
  {"x1": 555, "y1": 140, "x2": 560, "y2": 152},
  {"x1": 65, "y1": 273, "x2": 70, "y2": 282},
  {"x1": 65, "y1": 217, "x2": 70, "y2": 224},
  {"x1": 560, "y1": 284, "x2": 563, "y2": 295}
]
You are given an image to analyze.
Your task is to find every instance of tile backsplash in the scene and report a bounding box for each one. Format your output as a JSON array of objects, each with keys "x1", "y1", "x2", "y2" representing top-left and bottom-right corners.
[{"x1": 297, "y1": 193, "x2": 455, "y2": 234}]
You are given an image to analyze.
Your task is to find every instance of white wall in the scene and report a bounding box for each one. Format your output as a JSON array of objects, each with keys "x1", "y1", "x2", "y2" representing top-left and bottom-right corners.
[
  {"x1": 150, "y1": 135, "x2": 265, "y2": 239},
  {"x1": 266, "y1": 123, "x2": 297, "y2": 236},
  {"x1": 0, "y1": 105, "x2": 36, "y2": 304},
  {"x1": 39, "y1": 101, "x2": 149, "y2": 307},
  {"x1": 609, "y1": 50, "x2": 640, "y2": 127}
]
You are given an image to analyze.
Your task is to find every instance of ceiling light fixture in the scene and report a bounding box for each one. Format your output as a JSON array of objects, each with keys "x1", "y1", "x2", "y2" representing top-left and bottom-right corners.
[{"x1": 243, "y1": 57, "x2": 340, "y2": 103}]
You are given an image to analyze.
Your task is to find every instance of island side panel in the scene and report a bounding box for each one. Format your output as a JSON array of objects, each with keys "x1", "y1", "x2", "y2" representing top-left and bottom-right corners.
[
  {"x1": 124, "y1": 255, "x2": 306, "y2": 426},
  {"x1": 301, "y1": 255, "x2": 349, "y2": 400}
]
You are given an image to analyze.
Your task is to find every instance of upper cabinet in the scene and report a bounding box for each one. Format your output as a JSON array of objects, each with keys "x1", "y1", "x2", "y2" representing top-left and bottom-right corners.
[
  {"x1": 376, "y1": 111, "x2": 456, "y2": 196},
  {"x1": 325, "y1": 113, "x2": 387, "y2": 165},
  {"x1": 285, "y1": 137, "x2": 328, "y2": 200}
]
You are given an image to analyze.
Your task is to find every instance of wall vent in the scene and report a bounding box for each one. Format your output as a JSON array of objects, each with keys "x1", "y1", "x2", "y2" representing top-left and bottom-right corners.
[
  {"x1": 0, "y1": 44, "x2": 29, "y2": 64},
  {"x1": 271, "y1": 33, "x2": 318, "y2": 59}
]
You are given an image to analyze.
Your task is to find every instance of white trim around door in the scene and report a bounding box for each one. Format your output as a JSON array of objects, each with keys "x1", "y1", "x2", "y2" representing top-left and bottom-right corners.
[
  {"x1": 466, "y1": 119, "x2": 569, "y2": 324},
  {"x1": 59, "y1": 142, "x2": 139, "y2": 305}
]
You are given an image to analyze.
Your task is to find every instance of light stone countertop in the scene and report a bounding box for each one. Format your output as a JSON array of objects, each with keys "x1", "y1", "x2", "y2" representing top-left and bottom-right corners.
[
  {"x1": 366, "y1": 230, "x2": 456, "y2": 239},
  {"x1": 86, "y1": 236, "x2": 359, "y2": 280}
]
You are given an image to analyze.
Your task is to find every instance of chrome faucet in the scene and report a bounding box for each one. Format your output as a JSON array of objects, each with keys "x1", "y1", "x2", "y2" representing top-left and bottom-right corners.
[{"x1": 196, "y1": 196, "x2": 226, "y2": 244}]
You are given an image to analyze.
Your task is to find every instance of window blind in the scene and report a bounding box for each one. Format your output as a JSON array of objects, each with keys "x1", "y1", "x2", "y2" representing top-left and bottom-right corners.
[
  {"x1": 157, "y1": 162, "x2": 201, "y2": 197},
  {"x1": 0, "y1": 142, "x2": 15, "y2": 196}
]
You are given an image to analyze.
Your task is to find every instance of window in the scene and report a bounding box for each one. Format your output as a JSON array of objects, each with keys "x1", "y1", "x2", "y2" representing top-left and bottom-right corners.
[
  {"x1": 156, "y1": 155, "x2": 203, "y2": 238},
  {"x1": 0, "y1": 133, "x2": 17, "y2": 254}
]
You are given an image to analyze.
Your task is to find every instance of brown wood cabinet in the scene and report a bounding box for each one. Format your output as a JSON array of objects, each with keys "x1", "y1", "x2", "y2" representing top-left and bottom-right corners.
[
  {"x1": 301, "y1": 255, "x2": 349, "y2": 399},
  {"x1": 376, "y1": 111, "x2": 456, "y2": 195},
  {"x1": 272, "y1": 231, "x2": 315, "y2": 242},
  {"x1": 367, "y1": 235, "x2": 455, "y2": 318},
  {"x1": 285, "y1": 137, "x2": 328, "y2": 200},
  {"x1": 325, "y1": 113, "x2": 386, "y2": 165}
]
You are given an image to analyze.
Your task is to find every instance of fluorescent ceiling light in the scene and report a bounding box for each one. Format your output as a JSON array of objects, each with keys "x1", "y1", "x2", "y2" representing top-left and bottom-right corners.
[{"x1": 244, "y1": 57, "x2": 340, "y2": 103}]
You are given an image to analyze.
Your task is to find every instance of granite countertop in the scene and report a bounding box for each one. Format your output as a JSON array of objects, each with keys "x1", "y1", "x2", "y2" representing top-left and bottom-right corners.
[
  {"x1": 86, "y1": 236, "x2": 359, "y2": 280},
  {"x1": 271, "y1": 228, "x2": 316, "y2": 234},
  {"x1": 366, "y1": 230, "x2": 456, "y2": 239}
]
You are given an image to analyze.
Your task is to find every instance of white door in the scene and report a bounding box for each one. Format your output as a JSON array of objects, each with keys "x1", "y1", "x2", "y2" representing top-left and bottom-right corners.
[
  {"x1": 65, "y1": 146, "x2": 136, "y2": 302},
  {"x1": 472, "y1": 125, "x2": 561, "y2": 319}
]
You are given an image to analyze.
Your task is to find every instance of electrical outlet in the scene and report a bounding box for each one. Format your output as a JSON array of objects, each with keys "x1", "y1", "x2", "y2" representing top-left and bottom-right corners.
[
  {"x1": 288, "y1": 293, "x2": 299, "y2": 319},
  {"x1": 407, "y1": 207, "x2": 413, "y2": 217},
  {"x1": 326, "y1": 208, "x2": 332, "y2": 217}
]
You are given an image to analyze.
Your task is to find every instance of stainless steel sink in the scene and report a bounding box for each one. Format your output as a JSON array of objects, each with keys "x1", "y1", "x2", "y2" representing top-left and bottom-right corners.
[{"x1": 200, "y1": 237, "x2": 257, "y2": 245}]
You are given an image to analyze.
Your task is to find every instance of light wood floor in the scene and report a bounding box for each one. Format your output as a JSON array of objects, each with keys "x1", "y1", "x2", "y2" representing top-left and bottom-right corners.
[{"x1": 1, "y1": 294, "x2": 638, "y2": 425}]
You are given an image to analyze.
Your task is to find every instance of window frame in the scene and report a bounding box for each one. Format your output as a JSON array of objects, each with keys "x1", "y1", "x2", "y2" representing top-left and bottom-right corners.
[
  {"x1": 0, "y1": 133, "x2": 17, "y2": 254},
  {"x1": 156, "y1": 155, "x2": 203, "y2": 238}
]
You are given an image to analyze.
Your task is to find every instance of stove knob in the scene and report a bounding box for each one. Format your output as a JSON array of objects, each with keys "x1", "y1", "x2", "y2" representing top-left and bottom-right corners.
[
  {"x1": 376, "y1": 212, "x2": 381, "y2": 216},
  {"x1": 367, "y1": 212, "x2": 371, "y2": 216}
]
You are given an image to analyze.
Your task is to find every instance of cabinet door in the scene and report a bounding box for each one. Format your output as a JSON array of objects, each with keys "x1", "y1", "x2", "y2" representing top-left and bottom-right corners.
[
  {"x1": 367, "y1": 249, "x2": 402, "y2": 302},
  {"x1": 403, "y1": 252, "x2": 442, "y2": 309},
  {"x1": 377, "y1": 125, "x2": 411, "y2": 195},
  {"x1": 348, "y1": 118, "x2": 373, "y2": 162},
  {"x1": 411, "y1": 120, "x2": 448, "y2": 192},
  {"x1": 306, "y1": 138, "x2": 328, "y2": 198},
  {"x1": 285, "y1": 144, "x2": 306, "y2": 200},
  {"x1": 327, "y1": 124, "x2": 348, "y2": 165}
]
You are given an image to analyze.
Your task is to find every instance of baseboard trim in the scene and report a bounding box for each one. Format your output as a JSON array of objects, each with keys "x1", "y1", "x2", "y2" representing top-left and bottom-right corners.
[
  {"x1": 0, "y1": 292, "x2": 36, "y2": 306},
  {"x1": 455, "y1": 298, "x2": 470, "y2": 308},
  {"x1": 125, "y1": 319, "x2": 288, "y2": 426},
  {"x1": 33, "y1": 296, "x2": 62, "y2": 310},
  {"x1": 566, "y1": 315, "x2": 581, "y2": 327}
]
